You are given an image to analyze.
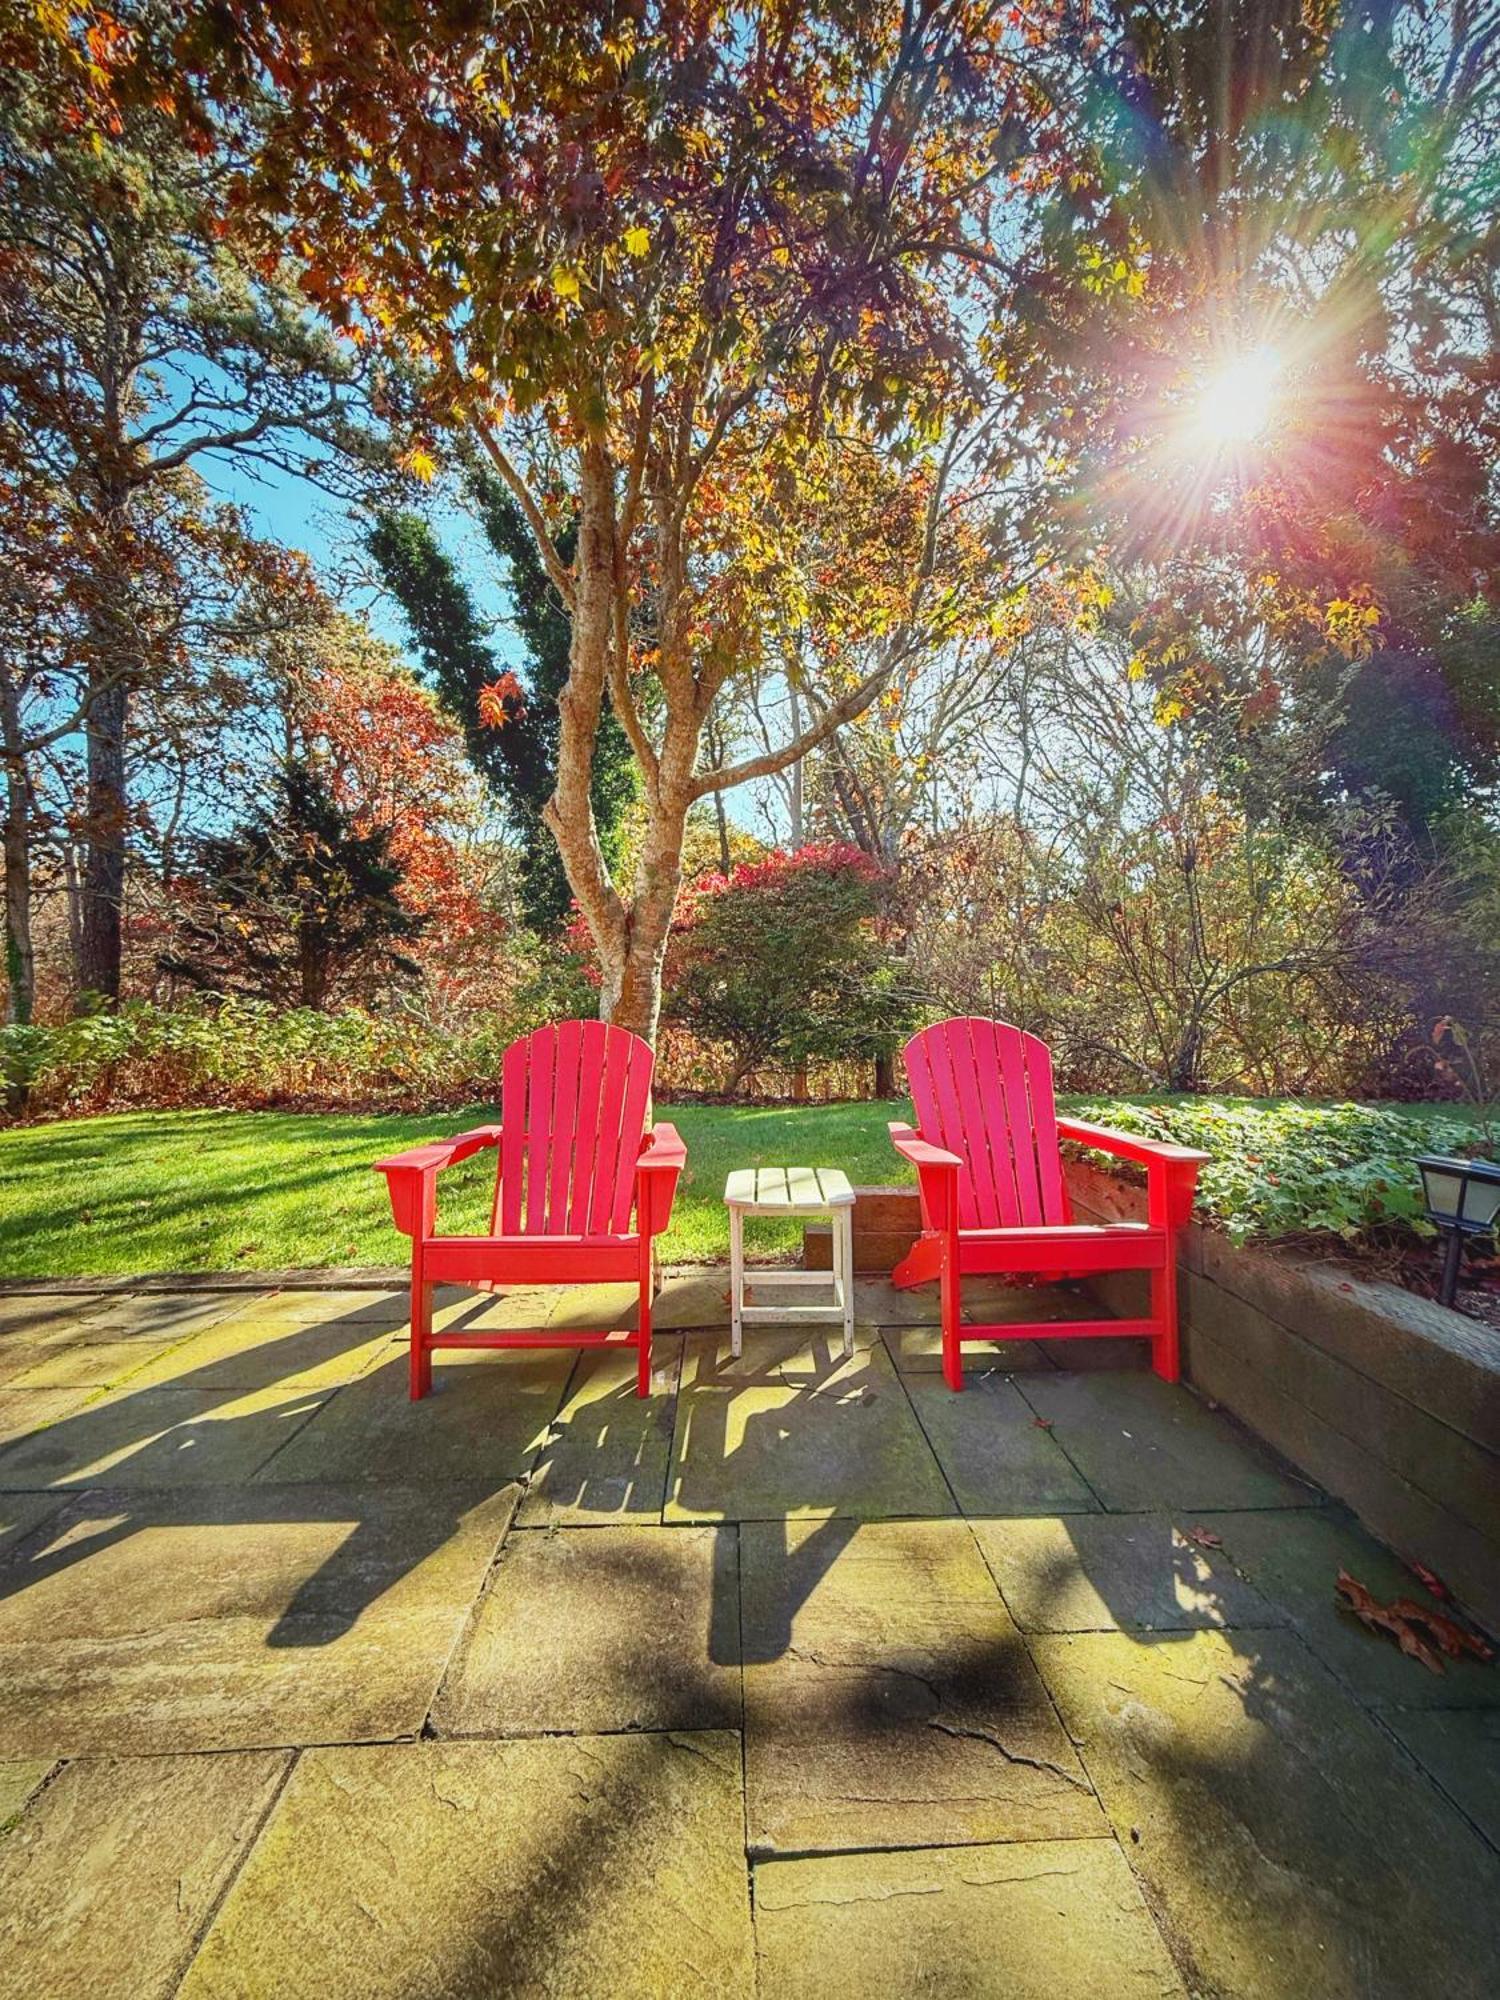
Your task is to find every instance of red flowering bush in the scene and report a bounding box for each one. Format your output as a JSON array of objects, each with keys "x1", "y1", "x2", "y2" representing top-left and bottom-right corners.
[{"x1": 663, "y1": 843, "x2": 918, "y2": 1093}]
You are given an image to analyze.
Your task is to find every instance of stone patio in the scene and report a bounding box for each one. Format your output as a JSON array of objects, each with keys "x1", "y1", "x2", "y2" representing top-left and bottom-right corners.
[{"x1": 0, "y1": 1271, "x2": 1496, "y2": 1998}]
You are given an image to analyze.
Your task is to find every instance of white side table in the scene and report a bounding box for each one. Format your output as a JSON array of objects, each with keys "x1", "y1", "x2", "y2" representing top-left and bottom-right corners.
[{"x1": 724, "y1": 1166, "x2": 856, "y2": 1358}]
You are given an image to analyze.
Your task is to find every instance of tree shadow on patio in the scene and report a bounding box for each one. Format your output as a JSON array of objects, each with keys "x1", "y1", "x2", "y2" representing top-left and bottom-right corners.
[{"x1": 0, "y1": 1296, "x2": 550, "y2": 1651}]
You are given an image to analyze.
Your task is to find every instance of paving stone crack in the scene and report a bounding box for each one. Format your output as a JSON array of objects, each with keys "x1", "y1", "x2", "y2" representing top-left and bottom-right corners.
[{"x1": 925, "y1": 1719, "x2": 1095, "y2": 1792}]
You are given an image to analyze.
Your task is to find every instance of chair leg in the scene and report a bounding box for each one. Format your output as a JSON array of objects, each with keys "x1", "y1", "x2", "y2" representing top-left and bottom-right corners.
[
  {"x1": 940, "y1": 1230, "x2": 963, "y2": 1392},
  {"x1": 636, "y1": 1242, "x2": 653, "y2": 1398},
  {"x1": 1151, "y1": 1253, "x2": 1180, "y2": 1383},
  {"x1": 409, "y1": 1262, "x2": 433, "y2": 1401}
]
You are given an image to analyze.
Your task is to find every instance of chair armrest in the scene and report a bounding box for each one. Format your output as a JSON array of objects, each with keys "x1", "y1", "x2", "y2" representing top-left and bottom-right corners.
[
  {"x1": 374, "y1": 1125, "x2": 502, "y2": 1236},
  {"x1": 889, "y1": 1121, "x2": 962, "y2": 1172},
  {"x1": 1056, "y1": 1117, "x2": 1208, "y2": 1169},
  {"x1": 890, "y1": 1121, "x2": 961, "y2": 1232},
  {"x1": 1056, "y1": 1119, "x2": 1208, "y2": 1228},
  {"x1": 636, "y1": 1121, "x2": 686, "y2": 1237}
]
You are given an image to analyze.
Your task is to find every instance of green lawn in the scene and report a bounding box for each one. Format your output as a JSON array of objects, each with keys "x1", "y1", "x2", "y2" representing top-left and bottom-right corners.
[
  {"x1": 0, "y1": 1094, "x2": 1482, "y2": 1280},
  {"x1": 0, "y1": 1101, "x2": 915, "y2": 1279}
]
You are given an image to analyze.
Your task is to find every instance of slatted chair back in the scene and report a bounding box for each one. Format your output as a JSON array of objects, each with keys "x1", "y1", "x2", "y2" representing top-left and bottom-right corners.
[
  {"x1": 903, "y1": 1017, "x2": 1071, "y2": 1231},
  {"x1": 493, "y1": 1021, "x2": 655, "y2": 1238}
]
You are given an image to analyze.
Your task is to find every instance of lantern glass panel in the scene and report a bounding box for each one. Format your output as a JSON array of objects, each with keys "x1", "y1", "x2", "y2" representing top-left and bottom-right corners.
[
  {"x1": 1419, "y1": 1163, "x2": 1466, "y2": 1224},
  {"x1": 1459, "y1": 1169, "x2": 1500, "y2": 1230}
]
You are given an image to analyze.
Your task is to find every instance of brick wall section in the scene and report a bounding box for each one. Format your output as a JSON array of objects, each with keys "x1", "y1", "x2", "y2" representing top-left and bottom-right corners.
[{"x1": 804, "y1": 1188, "x2": 921, "y2": 1274}]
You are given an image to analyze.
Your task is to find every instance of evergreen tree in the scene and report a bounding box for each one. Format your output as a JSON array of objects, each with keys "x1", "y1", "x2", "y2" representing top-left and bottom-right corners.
[
  {"x1": 369, "y1": 474, "x2": 635, "y2": 932},
  {"x1": 161, "y1": 761, "x2": 424, "y2": 1010}
]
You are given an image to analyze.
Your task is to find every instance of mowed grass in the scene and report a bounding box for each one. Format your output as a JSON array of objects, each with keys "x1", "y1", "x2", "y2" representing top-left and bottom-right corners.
[
  {"x1": 0, "y1": 1101, "x2": 916, "y2": 1279},
  {"x1": 0, "y1": 1092, "x2": 1470, "y2": 1281}
]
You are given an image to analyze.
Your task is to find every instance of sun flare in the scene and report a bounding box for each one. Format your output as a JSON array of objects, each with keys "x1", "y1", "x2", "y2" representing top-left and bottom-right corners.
[{"x1": 1189, "y1": 345, "x2": 1282, "y2": 448}]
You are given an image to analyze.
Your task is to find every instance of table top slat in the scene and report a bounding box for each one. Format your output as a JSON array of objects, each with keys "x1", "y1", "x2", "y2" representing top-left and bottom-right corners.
[{"x1": 723, "y1": 1165, "x2": 855, "y2": 1210}]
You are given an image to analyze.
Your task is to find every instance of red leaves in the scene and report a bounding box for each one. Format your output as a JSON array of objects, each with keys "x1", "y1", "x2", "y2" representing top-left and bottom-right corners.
[
  {"x1": 1335, "y1": 1571, "x2": 1495, "y2": 1676},
  {"x1": 1031, "y1": 1415, "x2": 1054, "y2": 1429},
  {"x1": 1182, "y1": 1525, "x2": 1222, "y2": 1549},
  {"x1": 477, "y1": 672, "x2": 524, "y2": 729}
]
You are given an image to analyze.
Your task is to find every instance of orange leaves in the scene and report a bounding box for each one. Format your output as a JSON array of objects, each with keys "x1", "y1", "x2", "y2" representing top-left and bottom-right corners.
[
  {"x1": 477, "y1": 672, "x2": 524, "y2": 729},
  {"x1": 1335, "y1": 1571, "x2": 1495, "y2": 1676}
]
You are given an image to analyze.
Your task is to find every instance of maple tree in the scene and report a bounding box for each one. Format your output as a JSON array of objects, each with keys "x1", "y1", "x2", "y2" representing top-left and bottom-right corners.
[
  {"x1": 1010, "y1": 0, "x2": 1500, "y2": 804},
  {"x1": 100, "y1": 0, "x2": 1083, "y2": 1039},
  {"x1": 238, "y1": 605, "x2": 508, "y2": 1003}
]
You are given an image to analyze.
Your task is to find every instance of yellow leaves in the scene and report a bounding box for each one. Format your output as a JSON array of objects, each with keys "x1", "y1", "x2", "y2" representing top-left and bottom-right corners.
[
  {"x1": 622, "y1": 226, "x2": 650, "y2": 257},
  {"x1": 398, "y1": 445, "x2": 437, "y2": 484},
  {"x1": 1323, "y1": 595, "x2": 1382, "y2": 660},
  {"x1": 551, "y1": 266, "x2": 581, "y2": 303}
]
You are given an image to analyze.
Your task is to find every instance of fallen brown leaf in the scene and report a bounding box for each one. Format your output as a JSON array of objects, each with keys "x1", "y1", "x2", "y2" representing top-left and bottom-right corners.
[
  {"x1": 1409, "y1": 1561, "x2": 1449, "y2": 1601},
  {"x1": 1388, "y1": 1597, "x2": 1494, "y2": 1665},
  {"x1": 1182, "y1": 1526, "x2": 1223, "y2": 1549},
  {"x1": 1031, "y1": 1416, "x2": 1054, "y2": 1429},
  {"x1": 1335, "y1": 1571, "x2": 1495, "y2": 1675},
  {"x1": 1336, "y1": 1572, "x2": 1445, "y2": 1673}
]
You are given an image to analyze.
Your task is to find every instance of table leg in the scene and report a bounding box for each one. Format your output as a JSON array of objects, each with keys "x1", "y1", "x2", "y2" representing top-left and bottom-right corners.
[
  {"x1": 729, "y1": 1203, "x2": 744, "y2": 1359},
  {"x1": 836, "y1": 1204, "x2": 854, "y2": 1358}
]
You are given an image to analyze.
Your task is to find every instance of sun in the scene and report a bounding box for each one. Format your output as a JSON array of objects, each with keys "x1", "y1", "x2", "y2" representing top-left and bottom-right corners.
[{"x1": 1188, "y1": 346, "x2": 1282, "y2": 448}]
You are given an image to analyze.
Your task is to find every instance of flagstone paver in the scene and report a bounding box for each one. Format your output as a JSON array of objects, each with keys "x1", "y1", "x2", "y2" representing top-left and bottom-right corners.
[
  {"x1": 0, "y1": 1751, "x2": 289, "y2": 2000},
  {"x1": 666, "y1": 1332, "x2": 954, "y2": 1522},
  {"x1": 64, "y1": 1291, "x2": 256, "y2": 1341},
  {"x1": 1379, "y1": 1708, "x2": 1500, "y2": 1849},
  {"x1": 0, "y1": 1386, "x2": 94, "y2": 1450},
  {"x1": 0, "y1": 1292, "x2": 112, "y2": 1335},
  {"x1": 0, "y1": 1758, "x2": 52, "y2": 1829},
  {"x1": 971, "y1": 1513, "x2": 1279, "y2": 1632},
  {"x1": 1196, "y1": 1504, "x2": 1500, "y2": 1709},
  {"x1": 0, "y1": 1482, "x2": 518, "y2": 1755},
  {"x1": 1033, "y1": 1624, "x2": 1500, "y2": 2000},
  {"x1": 118, "y1": 1307, "x2": 394, "y2": 1394},
  {"x1": 902, "y1": 1368, "x2": 1102, "y2": 1514},
  {"x1": 251, "y1": 1344, "x2": 571, "y2": 1484},
  {"x1": 882, "y1": 1322, "x2": 1051, "y2": 1371},
  {"x1": 436, "y1": 1521, "x2": 739, "y2": 1735},
  {"x1": 177, "y1": 1734, "x2": 755, "y2": 2000},
  {"x1": 213, "y1": 1287, "x2": 406, "y2": 1329},
  {"x1": 1018, "y1": 1370, "x2": 1322, "y2": 1512},
  {"x1": 1, "y1": 1336, "x2": 183, "y2": 1391},
  {"x1": 0, "y1": 1274, "x2": 1494, "y2": 2000},
  {"x1": 753, "y1": 1839, "x2": 1184, "y2": 1999},
  {"x1": 516, "y1": 1338, "x2": 683, "y2": 1524},
  {"x1": 0, "y1": 1489, "x2": 70, "y2": 1560},
  {"x1": 0, "y1": 1382, "x2": 335, "y2": 1489},
  {"x1": 741, "y1": 1517, "x2": 1103, "y2": 1854}
]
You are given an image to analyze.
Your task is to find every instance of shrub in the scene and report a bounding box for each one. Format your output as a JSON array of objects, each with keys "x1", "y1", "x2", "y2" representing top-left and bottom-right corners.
[
  {"x1": 1, "y1": 992, "x2": 546, "y2": 1118},
  {"x1": 1071, "y1": 1097, "x2": 1495, "y2": 1246},
  {"x1": 664, "y1": 844, "x2": 920, "y2": 1093}
]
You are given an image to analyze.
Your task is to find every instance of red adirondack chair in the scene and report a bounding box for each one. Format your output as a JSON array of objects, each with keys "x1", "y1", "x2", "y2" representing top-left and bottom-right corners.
[
  {"x1": 891, "y1": 1017, "x2": 1208, "y2": 1390},
  {"x1": 375, "y1": 1021, "x2": 685, "y2": 1401}
]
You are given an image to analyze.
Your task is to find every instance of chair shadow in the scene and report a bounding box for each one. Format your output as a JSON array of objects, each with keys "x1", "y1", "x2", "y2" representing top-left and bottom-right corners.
[{"x1": 0, "y1": 1288, "x2": 1273, "y2": 1670}]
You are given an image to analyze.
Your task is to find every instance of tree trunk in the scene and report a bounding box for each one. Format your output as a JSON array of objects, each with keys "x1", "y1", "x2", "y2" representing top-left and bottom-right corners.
[
  {"x1": 1, "y1": 674, "x2": 34, "y2": 1029},
  {"x1": 78, "y1": 671, "x2": 129, "y2": 1007},
  {"x1": 874, "y1": 1049, "x2": 896, "y2": 1097}
]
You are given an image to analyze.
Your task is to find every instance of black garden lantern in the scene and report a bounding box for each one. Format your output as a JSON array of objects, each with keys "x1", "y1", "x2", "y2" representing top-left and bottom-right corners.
[{"x1": 1416, "y1": 1156, "x2": 1500, "y2": 1308}]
